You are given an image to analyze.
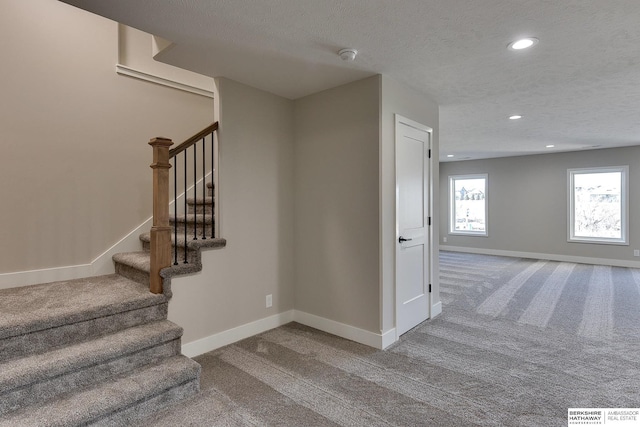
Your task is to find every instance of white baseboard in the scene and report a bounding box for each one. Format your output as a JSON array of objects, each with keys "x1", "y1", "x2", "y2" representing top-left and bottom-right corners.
[
  {"x1": 441, "y1": 245, "x2": 640, "y2": 269},
  {"x1": 431, "y1": 301, "x2": 443, "y2": 318},
  {"x1": 380, "y1": 327, "x2": 398, "y2": 349},
  {"x1": 0, "y1": 218, "x2": 150, "y2": 290},
  {"x1": 292, "y1": 310, "x2": 393, "y2": 350},
  {"x1": 181, "y1": 309, "x2": 399, "y2": 358},
  {"x1": 182, "y1": 310, "x2": 295, "y2": 358},
  {"x1": 0, "y1": 264, "x2": 92, "y2": 290}
]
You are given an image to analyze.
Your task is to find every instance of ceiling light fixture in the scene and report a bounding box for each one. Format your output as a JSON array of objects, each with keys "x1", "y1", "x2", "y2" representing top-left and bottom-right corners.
[
  {"x1": 447, "y1": 154, "x2": 455, "y2": 158},
  {"x1": 508, "y1": 37, "x2": 539, "y2": 51},
  {"x1": 338, "y1": 48, "x2": 358, "y2": 61},
  {"x1": 509, "y1": 115, "x2": 523, "y2": 120},
  {"x1": 546, "y1": 145, "x2": 555, "y2": 148}
]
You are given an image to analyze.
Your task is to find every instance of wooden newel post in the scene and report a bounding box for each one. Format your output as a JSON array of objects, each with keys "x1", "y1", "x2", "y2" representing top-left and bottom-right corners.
[{"x1": 149, "y1": 137, "x2": 174, "y2": 294}]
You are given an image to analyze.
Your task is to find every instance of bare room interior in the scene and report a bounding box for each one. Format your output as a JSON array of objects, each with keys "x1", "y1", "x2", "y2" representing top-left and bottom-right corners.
[{"x1": 1, "y1": 1, "x2": 639, "y2": 425}]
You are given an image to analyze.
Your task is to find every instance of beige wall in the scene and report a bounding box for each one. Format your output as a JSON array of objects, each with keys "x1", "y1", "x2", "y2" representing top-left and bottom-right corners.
[
  {"x1": 117, "y1": 24, "x2": 215, "y2": 93},
  {"x1": 294, "y1": 76, "x2": 381, "y2": 333},
  {"x1": 440, "y1": 146, "x2": 640, "y2": 265},
  {"x1": 3, "y1": 0, "x2": 442, "y2": 348},
  {"x1": 0, "y1": 0, "x2": 213, "y2": 273},
  {"x1": 170, "y1": 75, "x2": 442, "y2": 344},
  {"x1": 380, "y1": 76, "x2": 440, "y2": 333},
  {"x1": 168, "y1": 78, "x2": 295, "y2": 343},
  {"x1": 292, "y1": 75, "x2": 441, "y2": 338}
]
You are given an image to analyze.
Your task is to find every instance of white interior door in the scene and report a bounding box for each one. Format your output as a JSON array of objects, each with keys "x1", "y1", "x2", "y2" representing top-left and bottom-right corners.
[{"x1": 396, "y1": 116, "x2": 431, "y2": 336}]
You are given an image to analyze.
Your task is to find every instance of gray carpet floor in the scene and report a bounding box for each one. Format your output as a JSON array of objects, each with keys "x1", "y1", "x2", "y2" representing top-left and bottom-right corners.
[{"x1": 142, "y1": 252, "x2": 640, "y2": 426}]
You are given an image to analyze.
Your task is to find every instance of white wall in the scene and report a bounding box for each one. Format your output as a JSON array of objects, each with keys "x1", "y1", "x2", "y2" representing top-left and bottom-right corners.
[
  {"x1": 0, "y1": 0, "x2": 213, "y2": 277},
  {"x1": 380, "y1": 76, "x2": 441, "y2": 334},
  {"x1": 293, "y1": 76, "x2": 381, "y2": 334},
  {"x1": 440, "y1": 146, "x2": 640, "y2": 266},
  {"x1": 168, "y1": 78, "x2": 295, "y2": 345}
]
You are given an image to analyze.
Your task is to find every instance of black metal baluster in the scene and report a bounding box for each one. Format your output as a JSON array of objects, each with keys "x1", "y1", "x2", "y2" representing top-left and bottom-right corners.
[
  {"x1": 183, "y1": 151, "x2": 188, "y2": 263},
  {"x1": 211, "y1": 131, "x2": 215, "y2": 239},
  {"x1": 202, "y1": 137, "x2": 206, "y2": 239},
  {"x1": 193, "y1": 144, "x2": 197, "y2": 240},
  {"x1": 173, "y1": 156, "x2": 178, "y2": 265}
]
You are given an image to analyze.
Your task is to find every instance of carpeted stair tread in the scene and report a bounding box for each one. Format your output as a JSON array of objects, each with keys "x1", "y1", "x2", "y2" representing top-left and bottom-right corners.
[
  {"x1": 0, "y1": 320, "x2": 182, "y2": 395},
  {"x1": 0, "y1": 148, "x2": 218, "y2": 423},
  {"x1": 0, "y1": 355, "x2": 200, "y2": 427},
  {"x1": 112, "y1": 251, "x2": 151, "y2": 273},
  {"x1": 138, "y1": 232, "x2": 226, "y2": 250},
  {"x1": 0, "y1": 274, "x2": 164, "y2": 341}
]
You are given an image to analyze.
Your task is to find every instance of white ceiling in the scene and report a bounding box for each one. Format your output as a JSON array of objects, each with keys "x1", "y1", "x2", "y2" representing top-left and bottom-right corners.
[{"x1": 62, "y1": 0, "x2": 640, "y2": 161}]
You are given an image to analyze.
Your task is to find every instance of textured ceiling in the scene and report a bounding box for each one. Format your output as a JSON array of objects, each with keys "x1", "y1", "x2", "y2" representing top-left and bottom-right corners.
[{"x1": 62, "y1": 0, "x2": 640, "y2": 161}]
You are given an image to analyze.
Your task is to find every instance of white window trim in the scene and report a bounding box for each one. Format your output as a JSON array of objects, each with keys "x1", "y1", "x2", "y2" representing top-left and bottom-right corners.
[
  {"x1": 567, "y1": 165, "x2": 629, "y2": 245},
  {"x1": 449, "y1": 174, "x2": 488, "y2": 237}
]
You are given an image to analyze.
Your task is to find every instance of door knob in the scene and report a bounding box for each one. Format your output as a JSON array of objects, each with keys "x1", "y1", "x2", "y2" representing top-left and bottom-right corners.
[{"x1": 399, "y1": 236, "x2": 413, "y2": 243}]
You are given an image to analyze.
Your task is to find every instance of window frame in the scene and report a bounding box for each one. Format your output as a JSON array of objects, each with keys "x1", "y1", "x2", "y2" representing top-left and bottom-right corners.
[
  {"x1": 449, "y1": 173, "x2": 489, "y2": 237},
  {"x1": 567, "y1": 165, "x2": 629, "y2": 245}
]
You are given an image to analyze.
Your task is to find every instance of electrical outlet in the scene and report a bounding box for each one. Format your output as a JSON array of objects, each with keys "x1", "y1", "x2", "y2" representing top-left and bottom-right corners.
[
  {"x1": 443, "y1": 237, "x2": 447, "y2": 243},
  {"x1": 634, "y1": 250, "x2": 639, "y2": 257},
  {"x1": 266, "y1": 294, "x2": 273, "y2": 308}
]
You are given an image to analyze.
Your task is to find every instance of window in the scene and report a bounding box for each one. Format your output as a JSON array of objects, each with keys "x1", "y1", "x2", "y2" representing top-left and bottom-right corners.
[
  {"x1": 449, "y1": 174, "x2": 488, "y2": 236},
  {"x1": 568, "y1": 166, "x2": 628, "y2": 245}
]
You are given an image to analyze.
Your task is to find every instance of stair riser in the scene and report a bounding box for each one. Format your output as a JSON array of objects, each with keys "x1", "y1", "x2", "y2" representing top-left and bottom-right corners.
[
  {"x1": 142, "y1": 241, "x2": 200, "y2": 265},
  {"x1": 115, "y1": 262, "x2": 150, "y2": 286},
  {"x1": 91, "y1": 377, "x2": 200, "y2": 427},
  {"x1": 0, "y1": 339, "x2": 181, "y2": 416},
  {"x1": 184, "y1": 188, "x2": 214, "y2": 199},
  {"x1": 187, "y1": 203, "x2": 214, "y2": 215},
  {"x1": 0, "y1": 356, "x2": 200, "y2": 426},
  {"x1": 170, "y1": 222, "x2": 214, "y2": 237},
  {"x1": 0, "y1": 303, "x2": 168, "y2": 363}
]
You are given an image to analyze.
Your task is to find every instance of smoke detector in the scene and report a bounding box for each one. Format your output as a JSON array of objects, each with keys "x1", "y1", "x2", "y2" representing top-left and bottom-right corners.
[{"x1": 338, "y1": 48, "x2": 358, "y2": 61}]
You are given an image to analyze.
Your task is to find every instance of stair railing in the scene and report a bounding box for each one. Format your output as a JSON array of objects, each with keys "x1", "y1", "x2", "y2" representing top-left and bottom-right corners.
[{"x1": 148, "y1": 122, "x2": 218, "y2": 294}]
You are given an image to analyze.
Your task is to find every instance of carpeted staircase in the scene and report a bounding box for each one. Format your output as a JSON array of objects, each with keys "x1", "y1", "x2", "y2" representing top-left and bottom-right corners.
[{"x1": 0, "y1": 182, "x2": 225, "y2": 426}]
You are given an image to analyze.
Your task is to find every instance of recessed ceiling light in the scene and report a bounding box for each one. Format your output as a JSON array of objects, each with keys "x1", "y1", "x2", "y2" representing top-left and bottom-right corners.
[
  {"x1": 447, "y1": 154, "x2": 455, "y2": 158},
  {"x1": 508, "y1": 37, "x2": 539, "y2": 51},
  {"x1": 546, "y1": 145, "x2": 555, "y2": 148},
  {"x1": 509, "y1": 115, "x2": 523, "y2": 120}
]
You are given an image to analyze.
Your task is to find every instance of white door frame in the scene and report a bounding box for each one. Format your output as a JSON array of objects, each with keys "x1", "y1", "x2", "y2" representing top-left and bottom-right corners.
[{"x1": 395, "y1": 114, "x2": 433, "y2": 339}]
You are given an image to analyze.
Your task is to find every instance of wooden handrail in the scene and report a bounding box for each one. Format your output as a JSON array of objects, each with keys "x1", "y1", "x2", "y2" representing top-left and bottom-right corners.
[
  {"x1": 148, "y1": 121, "x2": 219, "y2": 294},
  {"x1": 169, "y1": 122, "x2": 218, "y2": 158}
]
